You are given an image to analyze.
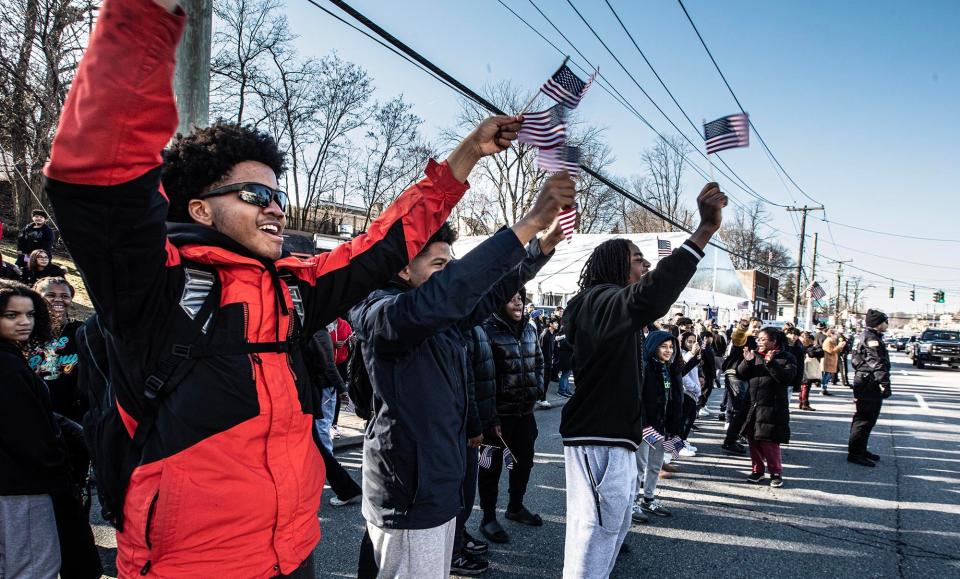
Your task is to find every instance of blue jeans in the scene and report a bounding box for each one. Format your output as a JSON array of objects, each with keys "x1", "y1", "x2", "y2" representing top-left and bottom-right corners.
[
  {"x1": 558, "y1": 370, "x2": 573, "y2": 395},
  {"x1": 315, "y1": 387, "x2": 336, "y2": 454},
  {"x1": 821, "y1": 372, "x2": 835, "y2": 391}
]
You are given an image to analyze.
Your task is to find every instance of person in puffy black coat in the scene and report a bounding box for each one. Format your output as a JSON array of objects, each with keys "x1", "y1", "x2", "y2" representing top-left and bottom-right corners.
[
  {"x1": 635, "y1": 330, "x2": 684, "y2": 518},
  {"x1": 477, "y1": 290, "x2": 544, "y2": 543},
  {"x1": 847, "y1": 309, "x2": 891, "y2": 467},
  {"x1": 736, "y1": 327, "x2": 796, "y2": 487}
]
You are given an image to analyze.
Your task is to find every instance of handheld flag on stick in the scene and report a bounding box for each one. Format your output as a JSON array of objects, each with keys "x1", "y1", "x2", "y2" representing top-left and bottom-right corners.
[
  {"x1": 540, "y1": 62, "x2": 596, "y2": 108},
  {"x1": 503, "y1": 446, "x2": 516, "y2": 471},
  {"x1": 558, "y1": 205, "x2": 577, "y2": 241},
  {"x1": 657, "y1": 239, "x2": 672, "y2": 258},
  {"x1": 809, "y1": 281, "x2": 827, "y2": 300},
  {"x1": 643, "y1": 426, "x2": 665, "y2": 448},
  {"x1": 536, "y1": 145, "x2": 581, "y2": 176},
  {"x1": 478, "y1": 444, "x2": 496, "y2": 469},
  {"x1": 662, "y1": 436, "x2": 684, "y2": 459},
  {"x1": 703, "y1": 113, "x2": 750, "y2": 154},
  {"x1": 517, "y1": 105, "x2": 568, "y2": 148}
]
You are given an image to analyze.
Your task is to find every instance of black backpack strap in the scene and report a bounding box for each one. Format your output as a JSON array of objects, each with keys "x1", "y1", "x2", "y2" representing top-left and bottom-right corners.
[{"x1": 144, "y1": 264, "x2": 221, "y2": 401}]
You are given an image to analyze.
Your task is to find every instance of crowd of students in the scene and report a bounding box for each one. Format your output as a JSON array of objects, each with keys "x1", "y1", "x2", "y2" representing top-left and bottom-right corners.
[{"x1": 0, "y1": 1, "x2": 893, "y2": 577}]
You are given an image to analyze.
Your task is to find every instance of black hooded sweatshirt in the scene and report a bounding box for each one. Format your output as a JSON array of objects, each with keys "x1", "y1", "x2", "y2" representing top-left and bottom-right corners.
[{"x1": 559, "y1": 240, "x2": 704, "y2": 450}]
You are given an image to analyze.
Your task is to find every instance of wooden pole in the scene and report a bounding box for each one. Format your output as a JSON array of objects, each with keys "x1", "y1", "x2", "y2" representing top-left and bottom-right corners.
[{"x1": 174, "y1": 0, "x2": 213, "y2": 136}]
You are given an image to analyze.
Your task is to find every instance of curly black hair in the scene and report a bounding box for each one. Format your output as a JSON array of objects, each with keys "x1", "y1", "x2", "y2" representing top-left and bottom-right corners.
[
  {"x1": 578, "y1": 238, "x2": 631, "y2": 290},
  {"x1": 162, "y1": 121, "x2": 287, "y2": 223},
  {"x1": 0, "y1": 280, "x2": 52, "y2": 349},
  {"x1": 422, "y1": 222, "x2": 458, "y2": 253}
]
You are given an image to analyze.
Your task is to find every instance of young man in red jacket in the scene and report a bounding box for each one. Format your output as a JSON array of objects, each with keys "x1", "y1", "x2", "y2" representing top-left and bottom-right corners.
[{"x1": 43, "y1": 0, "x2": 521, "y2": 576}]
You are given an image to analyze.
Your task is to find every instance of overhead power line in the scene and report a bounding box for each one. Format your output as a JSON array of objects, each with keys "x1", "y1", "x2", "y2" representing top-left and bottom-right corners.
[{"x1": 317, "y1": 0, "x2": 783, "y2": 270}]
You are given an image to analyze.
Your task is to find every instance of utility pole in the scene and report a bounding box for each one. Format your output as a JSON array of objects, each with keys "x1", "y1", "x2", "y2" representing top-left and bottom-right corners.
[
  {"x1": 804, "y1": 232, "x2": 819, "y2": 329},
  {"x1": 786, "y1": 206, "x2": 824, "y2": 325},
  {"x1": 834, "y1": 260, "x2": 851, "y2": 325},
  {"x1": 174, "y1": 0, "x2": 213, "y2": 136}
]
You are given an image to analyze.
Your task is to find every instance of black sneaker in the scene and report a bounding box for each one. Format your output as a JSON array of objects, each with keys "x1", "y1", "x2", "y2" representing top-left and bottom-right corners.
[
  {"x1": 717, "y1": 412, "x2": 726, "y2": 422},
  {"x1": 722, "y1": 442, "x2": 746, "y2": 455},
  {"x1": 451, "y1": 552, "x2": 489, "y2": 576},
  {"x1": 769, "y1": 474, "x2": 784, "y2": 488},
  {"x1": 747, "y1": 472, "x2": 765, "y2": 484},
  {"x1": 847, "y1": 454, "x2": 876, "y2": 467},
  {"x1": 864, "y1": 450, "x2": 880, "y2": 462},
  {"x1": 463, "y1": 531, "x2": 488, "y2": 556}
]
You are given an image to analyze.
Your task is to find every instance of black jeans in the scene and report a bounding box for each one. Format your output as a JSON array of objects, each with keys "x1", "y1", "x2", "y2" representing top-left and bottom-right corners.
[
  {"x1": 723, "y1": 374, "x2": 750, "y2": 445},
  {"x1": 848, "y1": 397, "x2": 883, "y2": 456},
  {"x1": 680, "y1": 395, "x2": 698, "y2": 439},
  {"x1": 454, "y1": 446, "x2": 479, "y2": 554},
  {"x1": 273, "y1": 552, "x2": 316, "y2": 578},
  {"x1": 357, "y1": 529, "x2": 378, "y2": 579},
  {"x1": 317, "y1": 440, "x2": 361, "y2": 500},
  {"x1": 478, "y1": 413, "x2": 538, "y2": 520}
]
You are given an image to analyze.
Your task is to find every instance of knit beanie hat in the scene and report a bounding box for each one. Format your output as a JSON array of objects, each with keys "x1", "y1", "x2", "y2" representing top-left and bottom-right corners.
[{"x1": 865, "y1": 309, "x2": 888, "y2": 328}]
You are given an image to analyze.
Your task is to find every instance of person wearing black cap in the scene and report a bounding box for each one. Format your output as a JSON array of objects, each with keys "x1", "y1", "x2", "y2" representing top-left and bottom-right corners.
[{"x1": 847, "y1": 309, "x2": 891, "y2": 467}]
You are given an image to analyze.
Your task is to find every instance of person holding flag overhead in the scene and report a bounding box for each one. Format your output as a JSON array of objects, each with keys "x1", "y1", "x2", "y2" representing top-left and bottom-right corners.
[
  {"x1": 634, "y1": 330, "x2": 685, "y2": 524},
  {"x1": 559, "y1": 181, "x2": 727, "y2": 578}
]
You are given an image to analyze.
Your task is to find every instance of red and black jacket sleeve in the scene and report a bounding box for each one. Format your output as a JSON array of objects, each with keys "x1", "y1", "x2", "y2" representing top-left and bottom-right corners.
[{"x1": 43, "y1": 0, "x2": 185, "y2": 339}]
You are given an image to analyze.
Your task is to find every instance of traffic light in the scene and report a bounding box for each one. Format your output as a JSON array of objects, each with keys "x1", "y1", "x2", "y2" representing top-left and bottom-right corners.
[
  {"x1": 933, "y1": 291, "x2": 939, "y2": 303},
  {"x1": 910, "y1": 289, "x2": 915, "y2": 301},
  {"x1": 938, "y1": 290, "x2": 946, "y2": 304},
  {"x1": 889, "y1": 286, "x2": 894, "y2": 298}
]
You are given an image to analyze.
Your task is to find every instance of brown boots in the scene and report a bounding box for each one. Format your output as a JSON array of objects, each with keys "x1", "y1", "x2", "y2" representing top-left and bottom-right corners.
[{"x1": 798, "y1": 384, "x2": 816, "y2": 411}]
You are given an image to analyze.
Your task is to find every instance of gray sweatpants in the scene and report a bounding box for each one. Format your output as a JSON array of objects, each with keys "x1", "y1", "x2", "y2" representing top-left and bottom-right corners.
[
  {"x1": 563, "y1": 445, "x2": 637, "y2": 579},
  {"x1": 636, "y1": 440, "x2": 665, "y2": 500},
  {"x1": 367, "y1": 517, "x2": 456, "y2": 579},
  {"x1": 0, "y1": 494, "x2": 60, "y2": 579}
]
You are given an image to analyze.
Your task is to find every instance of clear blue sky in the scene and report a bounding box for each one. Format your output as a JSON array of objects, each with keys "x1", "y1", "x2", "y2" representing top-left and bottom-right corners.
[{"x1": 278, "y1": 0, "x2": 960, "y2": 314}]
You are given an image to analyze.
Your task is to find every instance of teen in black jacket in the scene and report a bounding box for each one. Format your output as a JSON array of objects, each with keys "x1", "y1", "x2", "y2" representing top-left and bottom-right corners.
[
  {"x1": 477, "y1": 294, "x2": 545, "y2": 540},
  {"x1": 559, "y1": 183, "x2": 726, "y2": 578},
  {"x1": 0, "y1": 281, "x2": 69, "y2": 577},
  {"x1": 736, "y1": 327, "x2": 796, "y2": 487}
]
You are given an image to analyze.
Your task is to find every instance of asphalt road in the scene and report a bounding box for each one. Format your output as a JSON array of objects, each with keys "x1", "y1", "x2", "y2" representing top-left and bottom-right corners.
[{"x1": 92, "y1": 351, "x2": 960, "y2": 578}]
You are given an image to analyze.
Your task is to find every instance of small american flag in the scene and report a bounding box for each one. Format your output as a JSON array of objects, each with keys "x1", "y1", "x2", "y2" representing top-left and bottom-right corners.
[
  {"x1": 643, "y1": 426, "x2": 664, "y2": 448},
  {"x1": 558, "y1": 205, "x2": 577, "y2": 240},
  {"x1": 536, "y1": 145, "x2": 581, "y2": 176},
  {"x1": 662, "y1": 436, "x2": 683, "y2": 459},
  {"x1": 809, "y1": 281, "x2": 826, "y2": 300},
  {"x1": 703, "y1": 113, "x2": 750, "y2": 155},
  {"x1": 503, "y1": 446, "x2": 516, "y2": 471},
  {"x1": 658, "y1": 239, "x2": 672, "y2": 258},
  {"x1": 540, "y1": 63, "x2": 595, "y2": 108},
  {"x1": 478, "y1": 444, "x2": 496, "y2": 469},
  {"x1": 518, "y1": 105, "x2": 567, "y2": 148}
]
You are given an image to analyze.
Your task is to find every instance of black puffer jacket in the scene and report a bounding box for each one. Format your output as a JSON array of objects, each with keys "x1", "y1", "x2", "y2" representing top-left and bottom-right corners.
[
  {"x1": 468, "y1": 325, "x2": 497, "y2": 432},
  {"x1": 483, "y1": 314, "x2": 544, "y2": 419},
  {"x1": 736, "y1": 350, "x2": 796, "y2": 444}
]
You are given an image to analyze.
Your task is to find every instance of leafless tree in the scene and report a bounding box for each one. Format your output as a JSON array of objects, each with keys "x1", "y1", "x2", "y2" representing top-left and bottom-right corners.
[
  {"x1": 639, "y1": 135, "x2": 694, "y2": 231},
  {"x1": 354, "y1": 96, "x2": 431, "y2": 229},
  {"x1": 0, "y1": 0, "x2": 96, "y2": 228},
  {"x1": 718, "y1": 201, "x2": 769, "y2": 270},
  {"x1": 210, "y1": 0, "x2": 290, "y2": 125}
]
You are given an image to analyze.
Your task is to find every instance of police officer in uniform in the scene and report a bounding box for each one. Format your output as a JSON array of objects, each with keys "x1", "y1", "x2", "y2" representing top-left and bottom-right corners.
[{"x1": 847, "y1": 309, "x2": 892, "y2": 467}]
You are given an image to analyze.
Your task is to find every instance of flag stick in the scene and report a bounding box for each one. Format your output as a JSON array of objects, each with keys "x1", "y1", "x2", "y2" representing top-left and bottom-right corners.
[
  {"x1": 703, "y1": 117, "x2": 716, "y2": 182},
  {"x1": 520, "y1": 56, "x2": 569, "y2": 115}
]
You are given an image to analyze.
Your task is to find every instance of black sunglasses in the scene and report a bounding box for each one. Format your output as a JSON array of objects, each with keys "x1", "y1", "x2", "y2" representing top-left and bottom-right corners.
[{"x1": 199, "y1": 182, "x2": 288, "y2": 212}]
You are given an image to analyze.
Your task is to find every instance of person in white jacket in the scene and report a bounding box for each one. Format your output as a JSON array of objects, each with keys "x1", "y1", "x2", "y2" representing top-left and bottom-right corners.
[{"x1": 678, "y1": 331, "x2": 703, "y2": 456}]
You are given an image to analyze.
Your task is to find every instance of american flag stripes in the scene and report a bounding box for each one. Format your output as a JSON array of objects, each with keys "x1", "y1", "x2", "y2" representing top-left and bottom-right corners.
[
  {"x1": 478, "y1": 445, "x2": 496, "y2": 469},
  {"x1": 518, "y1": 105, "x2": 567, "y2": 148},
  {"x1": 540, "y1": 64, "x2": 595, "y2": 108},
  {"x1": 703, "y1": 113, "x2": 750, "y2": 154},
  {"x1": 658, "y1": 239, "x2": 672, "y2": 258},
  {"x1": 809, "y1": 281, "x2": 826, "y2": 300},
  {"x1": 536, "y1": 145, "x2": 581, "y2": 176},
  {"x1": 503, "y1": 446, "x2": 516, "y2": 471},
  {"x1": 662, "y1": 436, "x2": 684, "y2": 459},
  {"x1": 643, "y1": 426, "x2": 665, "y2": 448},
  {"x1": 558, "y1": 205, "x2": 577, "y2": 240}
]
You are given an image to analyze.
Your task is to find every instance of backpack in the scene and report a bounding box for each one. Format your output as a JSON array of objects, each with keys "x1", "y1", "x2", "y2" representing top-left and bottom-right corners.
[
  {"x1": 347, "y1": 342, "x2": 373, "y2": 421},
  {"x1": 76, "y1": 264, "x2": 300, "y2": 530}
]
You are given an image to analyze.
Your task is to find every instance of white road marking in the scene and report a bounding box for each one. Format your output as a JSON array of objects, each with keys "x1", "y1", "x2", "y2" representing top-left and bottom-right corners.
[{"x1": 915, "y1": 394, "x2": 930, "y2": 411}]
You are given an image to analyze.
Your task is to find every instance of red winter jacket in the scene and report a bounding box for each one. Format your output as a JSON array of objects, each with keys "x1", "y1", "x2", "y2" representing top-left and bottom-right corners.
[
  {"x1": 43, "y1": 1, "x2": 469, "y2": 576},
  {"x1": 328, "y1": 318, "x2": 352, "y2": 366}
]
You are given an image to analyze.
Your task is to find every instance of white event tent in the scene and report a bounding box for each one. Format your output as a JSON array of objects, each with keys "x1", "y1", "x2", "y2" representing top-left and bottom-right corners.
[{"x1": 454, "y1": 232, "x2": 752, "y2": 325}]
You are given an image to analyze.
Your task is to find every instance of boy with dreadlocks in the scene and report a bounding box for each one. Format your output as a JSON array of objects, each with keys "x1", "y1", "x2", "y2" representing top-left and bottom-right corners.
[{"x1": 559, "y1": 183, "x2": 726, "y2": 578}]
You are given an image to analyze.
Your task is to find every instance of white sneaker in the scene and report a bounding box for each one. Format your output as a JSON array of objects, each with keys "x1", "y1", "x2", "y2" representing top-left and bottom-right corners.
[
  {"x1": 685, "y1": 444, "x2": 698, "y2": 453},
  {"x1": 536, "y1": 400, "x2": 552, "y2": 409},
  {"x1": 331, "y1": 426, "x2": 342, "y2": 439},
  {"x1": 698, "y1": 408, "x2": 712, "y2": 417},
  {"x1": 329, "y1": 493, "x2": 361, "y2": 507},
  {"x1": 678, "y1": 447, "x2": 697, "y2": 458},
  {"x1": 663, "y1": 453, "x2": 673, "y2": 465}
]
